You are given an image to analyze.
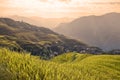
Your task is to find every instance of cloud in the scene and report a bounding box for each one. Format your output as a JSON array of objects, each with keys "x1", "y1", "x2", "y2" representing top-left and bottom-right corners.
[
  {"x1": 89, "y1": 2, "x2": 120, "y2": 5},
  {"x1": 59, "y1": 0, "x2": 71, "y2": 2},
  {"x1": 39, "y1": 0, "x2": 71, "y2": 3},
  {"x1": 0, "y1": 0, "x2": 8, "y2": 3},
  {"x1": 0, "y1": 0, "x2": 120, "y2": 18}
]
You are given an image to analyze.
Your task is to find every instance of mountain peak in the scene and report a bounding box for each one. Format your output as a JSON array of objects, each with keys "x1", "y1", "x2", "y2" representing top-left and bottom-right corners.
[
  {"x1": 103, "y1": 12, "x2": 120, "y2": 16},
  {"x1": 55, "y1": 12, "x2": 120, "y2": 51}
]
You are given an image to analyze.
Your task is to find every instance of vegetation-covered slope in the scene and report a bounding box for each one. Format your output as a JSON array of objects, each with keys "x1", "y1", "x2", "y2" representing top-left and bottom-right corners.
[
  {"x1": 0, "y1": 18, "x2": 90, "y2": 59},
  {"x1": 0, "y1": 48, "x2": 120, "y2": 80}
]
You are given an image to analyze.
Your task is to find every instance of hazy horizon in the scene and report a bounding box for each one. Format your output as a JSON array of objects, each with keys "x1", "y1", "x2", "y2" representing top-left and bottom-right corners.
[
  {"x1": 0, "y1": 0, "x2": 120, "y2": 44},
  {"x1": 0, "y1": 0, "x2": 120, "y2": 18}
]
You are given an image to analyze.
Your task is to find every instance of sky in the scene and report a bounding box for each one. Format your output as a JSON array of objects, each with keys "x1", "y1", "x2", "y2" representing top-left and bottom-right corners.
[{"x1": 0, "y1": 0, "x2": 120, "y2": 18}]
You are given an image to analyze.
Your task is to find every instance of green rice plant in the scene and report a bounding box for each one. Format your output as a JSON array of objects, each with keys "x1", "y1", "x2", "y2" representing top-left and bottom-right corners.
[{"x1": 0, "y1": 48, "x2": 120, "y2": 80}]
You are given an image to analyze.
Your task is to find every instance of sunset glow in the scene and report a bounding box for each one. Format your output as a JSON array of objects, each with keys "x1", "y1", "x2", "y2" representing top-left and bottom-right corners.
[{"x1": 0, "y1": 0, "x2": 120, "y2": 18}]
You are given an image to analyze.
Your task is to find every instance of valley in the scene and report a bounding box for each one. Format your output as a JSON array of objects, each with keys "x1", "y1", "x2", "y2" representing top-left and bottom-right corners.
[{"x1": 0, "y1": 0, "x2": 120, "y2": 79}]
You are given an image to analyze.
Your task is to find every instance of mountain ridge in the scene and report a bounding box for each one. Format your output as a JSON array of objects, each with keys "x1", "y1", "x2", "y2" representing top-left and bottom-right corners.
[
  {"x1": 54, "y1": 12, "x2": 120, "y2": 51},
  {"x1": 8, "y1": 15, "x2": 74, "y2": 29},
  {"x1": 0, "y1": 18, "x2": 103, "y2": 59}
]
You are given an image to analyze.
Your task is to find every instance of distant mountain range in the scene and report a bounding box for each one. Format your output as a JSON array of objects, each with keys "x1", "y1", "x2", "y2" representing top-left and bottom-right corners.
[
  {"x1": 54, "y1": 12, "x2": 120, "y2": 51},
  {"x1": 9, "y1": 15, "x2": 73, "y2": 29}
]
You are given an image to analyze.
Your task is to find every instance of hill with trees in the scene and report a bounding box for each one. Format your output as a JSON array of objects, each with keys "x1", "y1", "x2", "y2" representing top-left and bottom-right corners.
[{"x1": 0, "y1": 18, "x2": 100, "y2": 59}]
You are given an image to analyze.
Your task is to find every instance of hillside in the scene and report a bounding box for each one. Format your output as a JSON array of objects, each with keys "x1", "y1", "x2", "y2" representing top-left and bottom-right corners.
[
  {"x1": 0, "y1": 48, "x2": 120, "y2": 80},
  {"x1": 54, "y1": 12, "x2": 120, "y2": 51},
  {"x1": 0, "y1": 18, "x2": 94, "y2": 59}
]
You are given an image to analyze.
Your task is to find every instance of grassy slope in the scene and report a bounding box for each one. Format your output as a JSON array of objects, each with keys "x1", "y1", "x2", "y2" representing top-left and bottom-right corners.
[
  {"x1": 0, "y1": 49, "x2": 120, "y2": 80},
  {"x1": 0, "y1": 35, "x2": 21, "y2": 49}
]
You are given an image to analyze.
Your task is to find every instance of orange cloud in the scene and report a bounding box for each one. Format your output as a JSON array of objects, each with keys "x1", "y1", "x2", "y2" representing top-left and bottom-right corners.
[
  {"x1": 59, "y1": 0, "x2": 71, "y2": 2},
  {"x1": 0, "y1": 0, "x2": 120, "y2": 18}
]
